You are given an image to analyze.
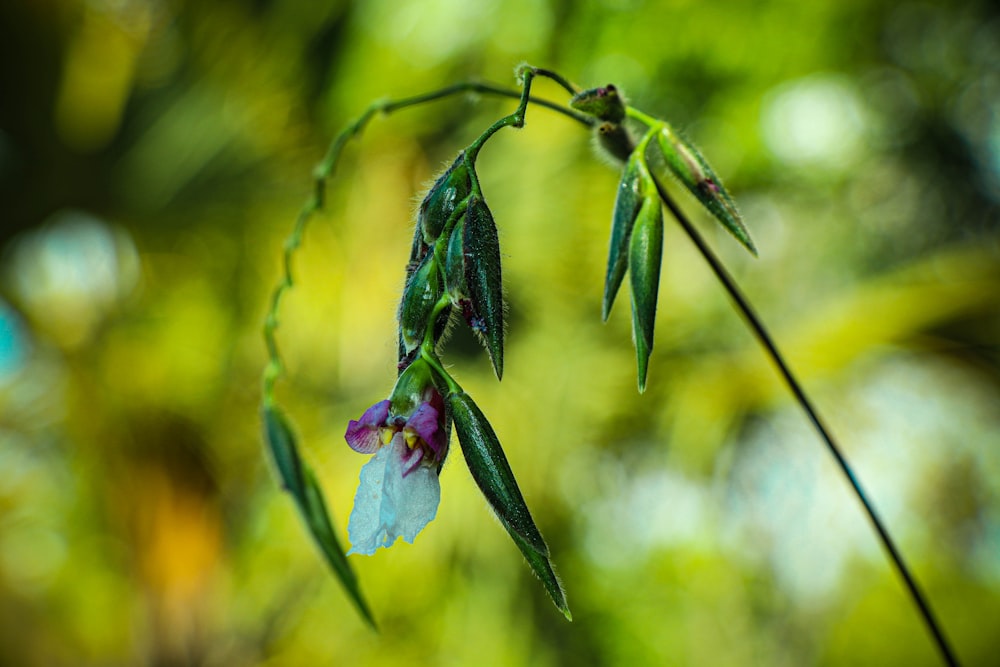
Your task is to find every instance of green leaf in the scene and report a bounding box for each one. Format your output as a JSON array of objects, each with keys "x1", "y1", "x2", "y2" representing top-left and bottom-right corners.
[
  {"x1": 262, "y1": 405, "x2": 377, "y2": 629},
  {"x1": 264, "y1": 403, "x2": 305, "y2": 499},
  {"x1": 604, "y1": 150, "x2": 644, "y2": 320},
  {"x1": 447, "y1": 391, "x2": 570, "y2": 618},
  {"x1": 654, "y1": 126, "x2": 757, "y2": 255}
]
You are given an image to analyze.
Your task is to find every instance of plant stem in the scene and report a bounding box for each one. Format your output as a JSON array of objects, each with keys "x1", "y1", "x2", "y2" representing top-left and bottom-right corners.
[
  {"x1": 650, "y1": 175, "x2": 960, "y2": 667},
  {"x1": 466, "y1": 73, "x2": 535, "y2": 161}
]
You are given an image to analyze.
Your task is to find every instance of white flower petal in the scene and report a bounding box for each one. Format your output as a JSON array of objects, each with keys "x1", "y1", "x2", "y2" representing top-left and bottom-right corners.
[{"x1": 347, "y1": 434, "x2": 440, "y2": 555}]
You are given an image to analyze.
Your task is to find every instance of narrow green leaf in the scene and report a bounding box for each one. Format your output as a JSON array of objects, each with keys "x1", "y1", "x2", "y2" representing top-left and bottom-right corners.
[
  {"x1": 604, "y1": 150, "x2": 644, "y2": 320},
  {"x1": 262, "y1": 406, "x2": 377, "y2": 629},
  {"x1": 654, "y1": 126, "x2": 757, "y2": 255},
  {"x1": 300, "y1": 467, "x2": 377, "y2": 628},
  {"x1": 448, "y1": 391, "x2": 570, "y2": 618},
  {"x1": 263, "y1": 404, "x2": 305, "y2": 502}
]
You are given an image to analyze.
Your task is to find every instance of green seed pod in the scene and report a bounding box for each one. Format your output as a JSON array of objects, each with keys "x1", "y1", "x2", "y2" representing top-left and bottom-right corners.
[
  {"x1": 654, "y1": 126, "x2": 757, "y2": 255},
  {"x1": 447, "y1": 390, "x2": 570, "y2": 619},
  {"x1": 405, "y1": 223, "x2": 431, "y2": 280},
  {"x1": 628, "y1": 195, "x2": 663, "y2": 392},
  {"x1": 398, "y1": 252, "x2": 442, "y2": 354},
  {"x1": 442, "y1": 196, "x2": 505, "y2": 380},
  {"x1": 603, "y1": 150, "x2": 644, "y2": 320},
  {"x1": 443, "y1": 216, "x2": 466, "y2": 300},
  {"x1": 418, "y1": 153, "x2": 473, "y2": 244}
]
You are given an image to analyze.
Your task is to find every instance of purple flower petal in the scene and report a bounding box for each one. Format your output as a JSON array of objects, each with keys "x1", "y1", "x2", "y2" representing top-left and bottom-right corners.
[
  {"x1": 406, "y1": 402, "x2": 440, "y2": 449},
  {"x1": 345, "y1": 399, "x2": 390, "y2": 454}
]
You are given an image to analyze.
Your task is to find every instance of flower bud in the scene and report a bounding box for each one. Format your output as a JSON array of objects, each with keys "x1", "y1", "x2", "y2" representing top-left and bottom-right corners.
[
  {"x1": 655, "y1": 126, "x2": 756, "y2": 255},
  {"x1": 398, "y1": 252, "x2": 442, "y2": 354},
  {"x1": 418, "y1": 153, "x2": 472, "y2": 244},
  {"x1": 595, "y1": 121, "x2": 636, "y2": 164},
  {"x1": 569, "y1": 84, "x2": 626, "y2": 123},
  {"x1": 571, "y1": 86, "x2": 635, "y2": 163},
  {"x1": 628, "y1": 195, "x2": 663, "y2": 392}
]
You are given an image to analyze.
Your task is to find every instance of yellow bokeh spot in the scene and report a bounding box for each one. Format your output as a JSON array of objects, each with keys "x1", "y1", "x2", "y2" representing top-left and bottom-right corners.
[{"x1": 54, "y1": 7, "x2": 149, "y2": 152}]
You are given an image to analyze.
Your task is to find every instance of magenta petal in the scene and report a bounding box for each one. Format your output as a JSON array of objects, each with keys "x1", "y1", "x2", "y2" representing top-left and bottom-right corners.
[
  {"x1": 345, "y1": 399, "x2": 391, "y2": 453},
  {"x1": 406, "y1": 402, "x2": 440, "y2": 448},
  {"x1": 400, "y1": 445, "x2": 425, "y2": 478}
]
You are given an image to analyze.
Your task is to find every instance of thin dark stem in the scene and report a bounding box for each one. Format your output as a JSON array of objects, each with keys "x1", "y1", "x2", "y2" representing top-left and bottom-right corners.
[
  {"x1": 382, "y1": 81, "x2": 593, "y2": 126},
  {"x1": 650, "y1": 176, "x2": 960, "y2": 667},
  {"x1": 525, "y1": 66, "x2": 581, "y2": 95},
  {"x1": 467, "y1": 73, "x2": 535, "y2": 161}
]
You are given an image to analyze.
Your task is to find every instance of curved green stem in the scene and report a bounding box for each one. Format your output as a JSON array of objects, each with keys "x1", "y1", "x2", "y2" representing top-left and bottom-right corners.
[
  {"x1": 466, "y1": 71, "x2": 536, "y2": 162},
  {"x1": 625, "y1": 106, "x2": 661, "y2": 129},
  {"x1": 420, "y1": 346, "x2": 461, "y2": 395},
  {"x1": 519, "y1": 64, "x2": 581, "y2": 96},
  {"x1": 649, "y1": 174, "x2": 960, "y2": 667},
  {"x1": 634, "y1": 129, "x2": 657, "y2": 182}
]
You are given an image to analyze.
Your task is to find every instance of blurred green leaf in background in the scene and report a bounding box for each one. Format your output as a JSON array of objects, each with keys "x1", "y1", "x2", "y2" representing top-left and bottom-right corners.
[{"x1": 1, "y1": 0, "x2": 998, "y2": 665}]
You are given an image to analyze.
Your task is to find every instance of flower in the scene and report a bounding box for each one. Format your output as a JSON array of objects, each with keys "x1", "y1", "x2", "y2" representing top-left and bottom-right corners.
[{"x1": 344, "y1": 395, "x2": 448, "y2": 555}]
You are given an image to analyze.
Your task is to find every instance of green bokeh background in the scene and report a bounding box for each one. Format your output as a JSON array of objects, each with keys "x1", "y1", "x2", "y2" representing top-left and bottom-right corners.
[{"x1": 1, "y1": 0, "x2": 998, "y2": 665}]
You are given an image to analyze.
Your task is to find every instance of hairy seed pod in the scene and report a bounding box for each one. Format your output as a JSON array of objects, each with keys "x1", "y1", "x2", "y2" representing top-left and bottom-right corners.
[
  {"x1": 443, "y1": 196, "x2": 505, "y2": 379},
  {"x1": 569, "y1": 84, "x2": 627, "y2": 123},
  {"x1": 654, "y1": 126, "x2": 756, "y2": 255},
  {"x1": 398, "y1": 251, "x2": 443, "y2": 354},
  {"x1": 418, "y1": 154, "x2": 472, "y2": 244}
]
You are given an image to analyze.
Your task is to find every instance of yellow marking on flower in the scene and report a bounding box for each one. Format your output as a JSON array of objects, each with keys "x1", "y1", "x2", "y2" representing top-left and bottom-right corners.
[
  {"x1": 379, "y1": 427, "x2": 395, "y2": 445},
  {"x1": 403, "y1": 428, "x2": 420, "y2": 449}
]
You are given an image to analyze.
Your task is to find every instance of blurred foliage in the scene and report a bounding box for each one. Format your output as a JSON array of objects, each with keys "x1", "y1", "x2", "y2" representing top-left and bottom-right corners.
[{"x1": 1, "y1": 0, "x2": 999, "y2": 665}]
